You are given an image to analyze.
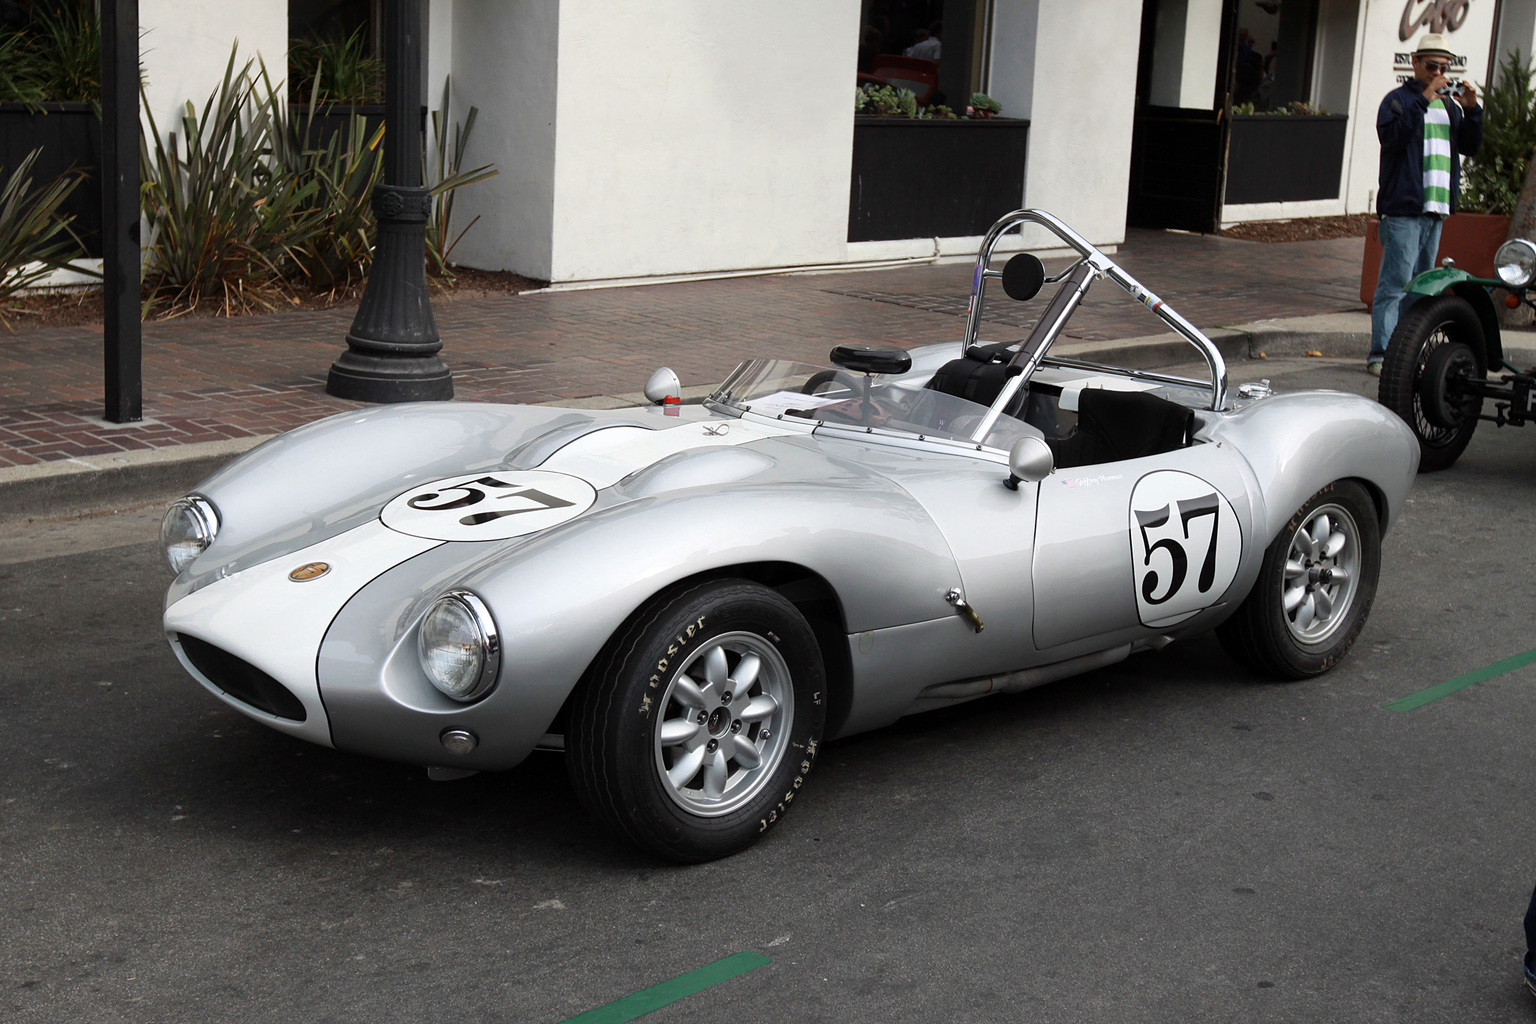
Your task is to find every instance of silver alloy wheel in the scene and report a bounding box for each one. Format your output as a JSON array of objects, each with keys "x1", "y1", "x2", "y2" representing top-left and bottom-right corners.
[
  {"x1": 1281, "y1": 502, "x2": 1361, "y2": 644},
  {"x1": 653, "y1": 631, "x2": 793, "y2": 817}
]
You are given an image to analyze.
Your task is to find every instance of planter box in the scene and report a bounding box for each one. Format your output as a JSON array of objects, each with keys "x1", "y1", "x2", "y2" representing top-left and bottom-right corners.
[
  {"x1": 1358, "y1": 212, "x2": 1511, "y2": 308},
  {"x1": 0, "y1": 102, "x2": 101, "y2": 259},
  {"x1": 848, "y1": 116, "x2": 1030, "y2": 242},
  {"x1": 1225, "y1": 114, "x2": 1348, "y2": 205}
]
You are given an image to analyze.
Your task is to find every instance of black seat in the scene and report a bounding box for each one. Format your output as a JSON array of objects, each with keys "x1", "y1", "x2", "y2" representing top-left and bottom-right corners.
[
  {"x1": 924, "y1": 343, "x2": 1023, "y2": 407},
  {"x1": 1047, "y1": 388, "x2": 1194, "y2": 468}
]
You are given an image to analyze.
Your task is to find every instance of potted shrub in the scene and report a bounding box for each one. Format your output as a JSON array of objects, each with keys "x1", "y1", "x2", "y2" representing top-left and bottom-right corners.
[
  {"x1": 849, "y1": 87, "x2": 1030, "y2": 242},
  {"x1": 0, "y1": 0, "x2": 102, "y2": 257},
  {"x1": 1225, "y1": 102, "x2": 1349, "y2": 205}
]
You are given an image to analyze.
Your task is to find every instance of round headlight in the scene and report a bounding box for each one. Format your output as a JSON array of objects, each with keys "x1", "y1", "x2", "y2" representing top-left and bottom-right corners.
[
  {"x1": 417, "y1": 591, "x2": 500, "y2": 702},
  {"x1": 1495, "y1": 239, "x2": 1536, "y2": 288},
  {"x1": 160, "y1": 497, "x2": 219, "y2": 575}
]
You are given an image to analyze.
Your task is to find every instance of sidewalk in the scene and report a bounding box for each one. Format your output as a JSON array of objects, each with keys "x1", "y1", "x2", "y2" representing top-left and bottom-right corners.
[{"x1": 0, "y1": 228, "x2": 1382, "y2": 512}]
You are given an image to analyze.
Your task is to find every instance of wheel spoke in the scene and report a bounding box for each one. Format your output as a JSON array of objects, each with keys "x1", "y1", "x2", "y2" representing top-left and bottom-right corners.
[
  {"x1": 1295, "y1": 529, "x2": 1318, "y2": 560},
  {"x1": 1308, "y1": 515, "x2": 1331, "y2": 550},
  {"x1": 1283, "y1": 584, "x2": 1307, "y2": 613},
  {"x1": 728, "y1": 653, "x2": 761, "y2": 697},
  {"x1": 667, "y1": 745, "x2": 706, "y2": 789},
  {"x1": 1294, "y1": 594, "x2": 1315, "y2": 630},
  {"x1": 671, "y1": 675, "x2": 708, "y2": 709},
  {"x1": 725, "y1": 734, "x2": 761, "y2": 769},
  {"x1": 1314, "y1": 588, "x2": 1335, "y2": 620},
  {"x1": 1323, "y1": 530, "x2": 1347, "y2": 559},
  {"x1": 658, "y1": 718, "x2": 702, "y2": 747},
  {"x1": 701, "y1": 754, "x2": 728, "y2": 799},
  {"x1": 1327, "y1": 566, "x2": 1350, "y2": 583},
  {"x1": 738, "y1": 693, "x2": 779, "y2": 723},
  {"x1": 1284, "y1": 558, "x2": 1308, "y2": 581},
  {"x1": 702, "y1": 646, "x2": 730, "y2": 689}
]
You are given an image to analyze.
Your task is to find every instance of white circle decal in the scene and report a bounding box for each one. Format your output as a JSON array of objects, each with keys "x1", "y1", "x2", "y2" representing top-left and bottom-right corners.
[
  {"x1": 381, "y1": 470, "x2": 597, "y2": 542},
  {"x1": 1129, "y1": 471, "x2": 1242, "y2": 628}
]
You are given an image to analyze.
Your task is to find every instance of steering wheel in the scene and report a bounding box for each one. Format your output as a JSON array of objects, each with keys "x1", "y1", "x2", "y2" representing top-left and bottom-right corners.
[{"x1": 800, "y1": 370, "x2": 862, "y2": 399}]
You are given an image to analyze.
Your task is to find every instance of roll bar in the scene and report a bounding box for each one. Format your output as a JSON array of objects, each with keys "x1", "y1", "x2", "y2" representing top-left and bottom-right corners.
[{"x1": 961, "y1": 210, "x2": 1229, "y2": 431}]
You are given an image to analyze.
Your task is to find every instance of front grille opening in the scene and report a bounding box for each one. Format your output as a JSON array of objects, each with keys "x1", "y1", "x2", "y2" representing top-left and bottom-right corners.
[{"x1": 176, "y1": 634, "x2": 307, "y2": 722}]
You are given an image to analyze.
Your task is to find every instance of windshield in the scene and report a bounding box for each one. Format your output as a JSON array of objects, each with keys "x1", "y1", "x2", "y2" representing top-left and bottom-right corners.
[{"x1": 707, "y1": 359, "x2": 1036, "y2": 451}]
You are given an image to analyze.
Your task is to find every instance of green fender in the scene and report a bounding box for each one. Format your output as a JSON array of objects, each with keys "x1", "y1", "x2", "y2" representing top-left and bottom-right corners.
[{"x1": 1402, "y1": 267, "x2": 1506, "y2": 367}]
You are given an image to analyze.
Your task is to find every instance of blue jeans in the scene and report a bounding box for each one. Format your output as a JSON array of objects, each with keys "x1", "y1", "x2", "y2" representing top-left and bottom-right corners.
[{"x1": 1370, "y1": 215, "x2": 1443, "y2": 363}]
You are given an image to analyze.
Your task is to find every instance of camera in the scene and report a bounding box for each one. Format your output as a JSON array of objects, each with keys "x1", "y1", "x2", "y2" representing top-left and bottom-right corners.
[{"x1": 1438, "y1": 81, "x2": 1466, "y2": 98}]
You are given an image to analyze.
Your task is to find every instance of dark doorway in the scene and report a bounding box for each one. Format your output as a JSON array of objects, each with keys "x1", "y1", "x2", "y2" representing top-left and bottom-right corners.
[{"x1": 1126, "y1": 0, "x2": 1238, "y2": 232}]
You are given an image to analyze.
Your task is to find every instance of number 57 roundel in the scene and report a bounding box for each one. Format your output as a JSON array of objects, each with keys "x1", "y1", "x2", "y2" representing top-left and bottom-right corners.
[{"x1": 1128, "y1": 470, "x2": 1243, "y2": 629}]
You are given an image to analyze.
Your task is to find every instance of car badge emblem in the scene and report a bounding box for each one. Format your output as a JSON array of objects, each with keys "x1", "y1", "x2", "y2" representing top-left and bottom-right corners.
[{"x1": 288, "y1": 562, "x2": 331, "y2": 582}]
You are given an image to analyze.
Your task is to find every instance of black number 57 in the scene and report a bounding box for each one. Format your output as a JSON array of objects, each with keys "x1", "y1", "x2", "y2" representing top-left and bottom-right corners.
[{"x1": 1135, "y1": 493, "x2": 1220, "y2": 605}]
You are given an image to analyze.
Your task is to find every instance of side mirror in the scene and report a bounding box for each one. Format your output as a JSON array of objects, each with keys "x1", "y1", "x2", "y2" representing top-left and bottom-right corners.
[
  {"x1": 1006, "y1": 434, "x2": 1054, "y2": 489},
  {"x1": 644, "y1": 367, "x2": 681, "y2": 405}
]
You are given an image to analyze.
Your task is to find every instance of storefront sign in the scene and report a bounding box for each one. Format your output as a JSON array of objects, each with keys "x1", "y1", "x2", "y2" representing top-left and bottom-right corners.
[{"x1": 1400, "y1": 0, "x2": 1473, "y2": 42}]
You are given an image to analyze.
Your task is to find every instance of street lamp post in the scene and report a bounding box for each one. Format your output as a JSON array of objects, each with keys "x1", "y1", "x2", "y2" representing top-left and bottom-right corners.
[{"x1": 326, "y1": 0, "x2": 453, "y2": 402}]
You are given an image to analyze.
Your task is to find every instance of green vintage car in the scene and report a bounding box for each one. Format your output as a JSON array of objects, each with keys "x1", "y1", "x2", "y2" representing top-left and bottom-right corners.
[{"x1": 1379, "y1": 239, "x2": 1536, "y2": 471}]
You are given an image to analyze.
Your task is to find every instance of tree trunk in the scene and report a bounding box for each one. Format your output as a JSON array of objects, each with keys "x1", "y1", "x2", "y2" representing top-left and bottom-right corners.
[{"x1": 1498, "y1": 146, "x2": 1536, "y2": 328}]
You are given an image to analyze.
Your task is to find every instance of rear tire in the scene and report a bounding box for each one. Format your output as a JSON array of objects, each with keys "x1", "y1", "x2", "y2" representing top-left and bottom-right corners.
[
  {"x1": 566, "y1": 579, "x2": 825, "y2": 862},
  {"x1": 1378, "y1": 294, "x2": 1484, "y2": 472},
  {"x1": 1217, "y1": 481, "x2": 1380, "y2": 680}
]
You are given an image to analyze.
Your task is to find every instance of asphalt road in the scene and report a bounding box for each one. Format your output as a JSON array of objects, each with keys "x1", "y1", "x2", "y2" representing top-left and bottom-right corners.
[{"x1": 2, "y1": 354, "x2": 1534, "y2": 1023}]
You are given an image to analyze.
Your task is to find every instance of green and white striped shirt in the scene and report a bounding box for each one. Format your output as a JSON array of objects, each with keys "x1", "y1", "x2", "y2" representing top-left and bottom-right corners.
[{"x1": 1422, "y1": 99, "x2": 1452, "y2": 215}]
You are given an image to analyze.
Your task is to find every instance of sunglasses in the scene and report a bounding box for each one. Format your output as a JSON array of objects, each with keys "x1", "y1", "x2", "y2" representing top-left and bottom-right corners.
[{"x1": 1420, "y1": 59, "x2": 1451, "y2": 74}]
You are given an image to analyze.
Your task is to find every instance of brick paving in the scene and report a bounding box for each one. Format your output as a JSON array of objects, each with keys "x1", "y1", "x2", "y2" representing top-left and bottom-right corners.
[{"x1": 0, "y1": 229, "x2": 1367, "y2": 471}]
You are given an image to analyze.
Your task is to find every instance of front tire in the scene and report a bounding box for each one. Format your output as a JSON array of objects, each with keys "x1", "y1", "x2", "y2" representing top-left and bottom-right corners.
[
  {"x1": 567, "y1": 579, "x2": 826, "y2": 862},
  {"x1": 1217, "y1": 481, "x2": 1380, "y2": 680},
  {"x1": 1378, "y1": 294, "x2": 1484, "y2": 471}
]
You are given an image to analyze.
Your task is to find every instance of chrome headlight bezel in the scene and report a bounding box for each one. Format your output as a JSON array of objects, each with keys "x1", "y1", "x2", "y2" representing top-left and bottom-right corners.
[
  {"x1": 1495, "y1": 238, "x2": 1536, "y2": 288},
  {"x1": 160, "y1": 496, "x2": 220, "y2": 575},
  {"x1": 417, "y1": 591, "x2": 501, "y2": 703}
]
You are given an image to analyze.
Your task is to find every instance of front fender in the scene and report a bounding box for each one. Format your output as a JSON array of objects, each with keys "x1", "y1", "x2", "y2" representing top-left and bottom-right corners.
[
  {"x1": 1405, "y1": 270, "x2": 1505, "y2": 367},
  {"x1": 316, "y1": 440, "x2": 960, "y2": 771}
]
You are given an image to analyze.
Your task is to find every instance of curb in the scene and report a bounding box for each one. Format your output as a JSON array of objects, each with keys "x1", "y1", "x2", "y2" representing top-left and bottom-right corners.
[{"x1": 11, "y1": 316, "x2": 1528, "y2": 519}]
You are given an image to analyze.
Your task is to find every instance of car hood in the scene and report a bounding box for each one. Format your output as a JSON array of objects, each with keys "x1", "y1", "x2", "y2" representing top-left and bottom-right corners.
[{"x1": 167, "y1": 401, "x2": 817, "y2": 601}]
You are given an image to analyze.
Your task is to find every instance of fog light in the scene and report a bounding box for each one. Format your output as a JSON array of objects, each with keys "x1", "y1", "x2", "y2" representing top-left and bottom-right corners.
[{"x1": 440, "y1": 728, "x2": 478, "y2": 755}]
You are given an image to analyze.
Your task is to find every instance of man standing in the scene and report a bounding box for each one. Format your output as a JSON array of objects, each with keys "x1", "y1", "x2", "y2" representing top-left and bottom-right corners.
[{"x1": 1369, "y1": 33, "x2": 1482, "y2": 376}]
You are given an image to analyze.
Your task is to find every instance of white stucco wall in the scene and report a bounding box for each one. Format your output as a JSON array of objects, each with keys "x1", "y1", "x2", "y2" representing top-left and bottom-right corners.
[
  {"x1": 139, "y1": 0, "x2": 287, "y2": 138},
  {"x1": 447, "y1": 1, "x2": 560, "y2": 280},
  {"x1": 537, "y1": 0, "x2": 860, "y2": 283},
  {"x1": 987, "y1": 0, "x2": 1142, "y2": 249}
]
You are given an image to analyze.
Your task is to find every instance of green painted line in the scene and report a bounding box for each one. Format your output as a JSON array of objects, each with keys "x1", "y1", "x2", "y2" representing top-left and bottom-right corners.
[
  {"x1": 560, "y1": 952, "x2": 771, "y2": 1024},
  {"x1": 1384, "y1": 647, "x2": 1536, "y2": 712}
]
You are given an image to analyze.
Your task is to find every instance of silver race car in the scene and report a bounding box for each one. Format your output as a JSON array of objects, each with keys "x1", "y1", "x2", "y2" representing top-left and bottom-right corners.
[{"x1": 160, "y1": 210, "x2": 1419, "y2": 861}]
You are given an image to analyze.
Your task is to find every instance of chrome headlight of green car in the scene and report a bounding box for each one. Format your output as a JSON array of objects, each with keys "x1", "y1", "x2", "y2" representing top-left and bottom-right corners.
[{"x1": 1495, "y1": 238, "x2": 1536, "y2": 288}]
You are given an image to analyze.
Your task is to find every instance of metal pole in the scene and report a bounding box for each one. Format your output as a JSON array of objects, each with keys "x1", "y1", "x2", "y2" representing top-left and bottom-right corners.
[
  {"x1": 101, "y1": 0, "x2": 141, "y2": 423},
  {"x1": 326, "y1": 0, "x2": 453, "y2": 402}
]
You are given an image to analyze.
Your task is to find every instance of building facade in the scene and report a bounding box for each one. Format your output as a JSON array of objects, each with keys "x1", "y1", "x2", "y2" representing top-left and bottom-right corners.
[{"x1": 139, "y1": 0, "x2": 1536, "y2": 286}]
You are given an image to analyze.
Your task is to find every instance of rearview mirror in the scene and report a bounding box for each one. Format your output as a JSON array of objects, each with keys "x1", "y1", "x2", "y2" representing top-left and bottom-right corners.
[
  {"x1": 1006, "y1": 434, "x2": 1054, "y2": 489},
  {"x1": 644, "y1": 367, "x2": 681, "y2": 405},
  {"x1": 1001, "y1": 253, "x2": 1045, "y2": 302}
]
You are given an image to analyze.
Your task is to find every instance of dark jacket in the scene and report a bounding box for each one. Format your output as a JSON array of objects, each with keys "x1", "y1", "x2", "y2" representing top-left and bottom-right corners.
[{"x1": 1377, "y1": 79, "x2": 1483, "y2": 216}]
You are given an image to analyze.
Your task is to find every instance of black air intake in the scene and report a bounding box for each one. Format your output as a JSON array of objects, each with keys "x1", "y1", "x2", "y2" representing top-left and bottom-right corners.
[{"x1": 175, "y1": 634, "x2": 307, "y2": 722}]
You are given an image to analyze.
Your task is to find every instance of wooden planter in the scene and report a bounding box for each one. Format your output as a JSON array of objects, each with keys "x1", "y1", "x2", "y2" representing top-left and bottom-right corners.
[
  {"x1": 1358, "y1": 212, "x2": 1511, "y2": 308},
  {"x1": 0, "y1": 102, "x2": 101, "y2": 258},
  {"x1": 848, "y1": 116, "x2": 1031, "y2": 242},
  {"x1": 1224, "y1": 114, "x2": 1348, "y2": 205}
]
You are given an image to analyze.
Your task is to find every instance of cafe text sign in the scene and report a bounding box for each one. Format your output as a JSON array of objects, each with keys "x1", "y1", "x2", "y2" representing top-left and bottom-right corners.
[{"x1": 1400, "y1": 0, "x2": 1473, "y2": 41}]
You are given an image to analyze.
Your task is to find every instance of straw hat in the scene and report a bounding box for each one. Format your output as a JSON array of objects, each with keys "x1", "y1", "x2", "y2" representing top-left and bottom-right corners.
[{"x1": 1413, "y1": 34, "x2": 1455, "y2": 59}]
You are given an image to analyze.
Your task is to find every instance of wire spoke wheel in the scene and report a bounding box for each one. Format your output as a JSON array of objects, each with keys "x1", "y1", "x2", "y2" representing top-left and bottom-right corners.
[{"x1": 1378, "y1": 294, "x2": 1485, "y2": 471}]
